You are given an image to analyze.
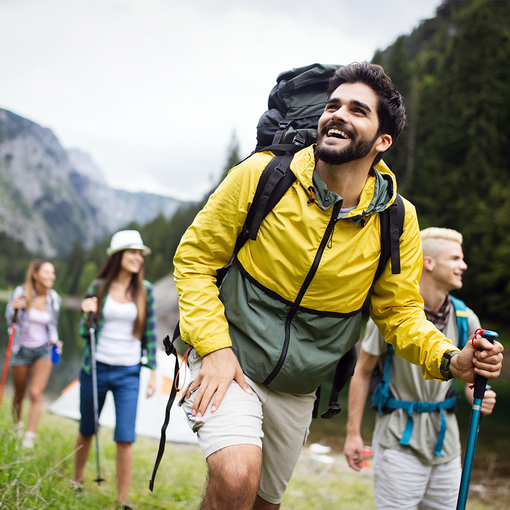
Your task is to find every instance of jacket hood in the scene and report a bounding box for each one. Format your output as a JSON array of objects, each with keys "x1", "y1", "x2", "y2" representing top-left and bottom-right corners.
[{"x1": 289, "y1": 146, "x2": 397, "y2": 225}]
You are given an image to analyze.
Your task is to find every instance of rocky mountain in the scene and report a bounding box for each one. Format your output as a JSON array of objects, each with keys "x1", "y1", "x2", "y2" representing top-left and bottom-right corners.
[
  {"x1": 0, "y1": 108, "x2": 184, "y2": 257},
  {"x1": 67, "y1": 148, "x2": 181, "y2": 234}
]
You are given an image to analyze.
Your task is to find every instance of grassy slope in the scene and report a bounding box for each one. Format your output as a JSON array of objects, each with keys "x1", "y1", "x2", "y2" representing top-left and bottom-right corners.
[{"x1": 0, "y1": 399, "x2": 505, "y2": 510}]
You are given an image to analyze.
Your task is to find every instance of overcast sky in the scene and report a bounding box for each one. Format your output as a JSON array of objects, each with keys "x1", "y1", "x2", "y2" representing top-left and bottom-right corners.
[{"x1": 0, "y1": 0, "x2": 443, "y2": 200}]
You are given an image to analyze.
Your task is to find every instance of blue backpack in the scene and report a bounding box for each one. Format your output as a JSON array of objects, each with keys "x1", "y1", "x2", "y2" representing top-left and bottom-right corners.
[{"x1": 370, "y1": 296, "x2": 469, "y2": 456}]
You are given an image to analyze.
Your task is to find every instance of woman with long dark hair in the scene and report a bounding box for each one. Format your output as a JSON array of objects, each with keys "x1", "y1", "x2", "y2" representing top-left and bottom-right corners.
[
  {"x1": 72, "y1": 230, "x2": 157, "y2": 509},
  {"x1": 4, "y1": 259, "x2": 61, "y2": 449}
]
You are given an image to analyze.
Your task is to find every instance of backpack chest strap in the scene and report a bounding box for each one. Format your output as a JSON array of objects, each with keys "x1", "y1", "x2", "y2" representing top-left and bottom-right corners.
[{"x1": 386, "y1": 395, "x2": 458, "y2": 456}]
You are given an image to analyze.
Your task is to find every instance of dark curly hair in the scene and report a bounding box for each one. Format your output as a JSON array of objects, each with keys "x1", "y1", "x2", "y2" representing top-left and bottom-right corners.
[{"x1": 328, "y1": 62, "x2": 406, "y2": 162}]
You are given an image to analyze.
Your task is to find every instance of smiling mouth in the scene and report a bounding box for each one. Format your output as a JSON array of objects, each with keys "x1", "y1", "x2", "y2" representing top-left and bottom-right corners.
[{"x1": 326, "y1": 127, "x2": 351, "y2": 140}]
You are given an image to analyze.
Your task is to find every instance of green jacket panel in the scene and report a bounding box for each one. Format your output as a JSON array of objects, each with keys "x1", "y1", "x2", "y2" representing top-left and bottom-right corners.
[{"x1": 174, "y1": 146, "x2": 459, "y2": 384}]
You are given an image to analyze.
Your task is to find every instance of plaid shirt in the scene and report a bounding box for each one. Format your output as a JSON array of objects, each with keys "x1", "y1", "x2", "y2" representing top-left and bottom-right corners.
[{"x1": 79, "y1": 279, "x2": 157, "y2": 374}]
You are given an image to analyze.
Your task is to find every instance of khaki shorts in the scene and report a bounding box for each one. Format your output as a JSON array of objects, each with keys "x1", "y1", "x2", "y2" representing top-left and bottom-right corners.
[
  {"x1": 372, "y1": 439, "x2": 462, "y2": 510},
  {"x1": 179, "y1": 349, "x2": 316, "y2": 504}
]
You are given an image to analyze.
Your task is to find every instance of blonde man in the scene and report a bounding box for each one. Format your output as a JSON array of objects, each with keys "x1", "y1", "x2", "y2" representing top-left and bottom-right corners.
[{"x1": 344, "y1": 227, "x2": 497, "y2": 510}]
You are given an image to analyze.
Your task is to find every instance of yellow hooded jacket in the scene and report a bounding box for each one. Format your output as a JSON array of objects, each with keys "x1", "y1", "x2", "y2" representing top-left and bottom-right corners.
[{"x1": 174, "y1": 147, "x2": 458, "y2": 394}]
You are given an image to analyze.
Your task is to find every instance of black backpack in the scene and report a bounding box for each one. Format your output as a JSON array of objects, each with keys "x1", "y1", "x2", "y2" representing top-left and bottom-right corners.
[{"x1": 149, "y1": 63, "x2": 405, "y2": 490}]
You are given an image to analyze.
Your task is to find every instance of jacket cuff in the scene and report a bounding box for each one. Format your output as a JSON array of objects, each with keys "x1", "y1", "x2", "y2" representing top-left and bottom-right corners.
[{"x1": 189, "y1": 335, "x2": 232, "y2": 358}]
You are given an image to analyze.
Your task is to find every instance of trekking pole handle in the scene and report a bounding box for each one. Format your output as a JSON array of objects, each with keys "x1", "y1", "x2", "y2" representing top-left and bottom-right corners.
[
  {"x1": 85, "y1": 293, "x2": 97, "y2": 330},
  {"x1": 474, "y1": 330, "x2": 498, "y2": 400},
  {"x1": 481, "y1": 330, "x2": 498, "y2": 342}
]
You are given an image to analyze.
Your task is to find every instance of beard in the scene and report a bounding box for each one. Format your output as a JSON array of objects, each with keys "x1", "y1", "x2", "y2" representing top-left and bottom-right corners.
[{"x1": 316, "y1": 124, "x2": 379, "y2": 166}]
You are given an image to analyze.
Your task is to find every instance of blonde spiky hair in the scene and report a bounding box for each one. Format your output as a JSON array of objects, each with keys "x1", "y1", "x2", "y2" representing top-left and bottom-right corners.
[{"x1": 421, "y1": 227, "x2": 463, "y2": 259}]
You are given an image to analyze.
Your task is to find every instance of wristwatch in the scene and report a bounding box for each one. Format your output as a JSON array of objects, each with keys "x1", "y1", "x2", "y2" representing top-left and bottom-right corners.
[{"x1": 440, "y1": 350, "x2": 461, "y2": 380}]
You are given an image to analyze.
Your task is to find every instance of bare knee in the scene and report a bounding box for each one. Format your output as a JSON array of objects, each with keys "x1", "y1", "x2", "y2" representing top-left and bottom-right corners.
[
  {"x1": 204, "y1": 445, "x2": 262, "y2": 508},
  {"x1": 210, "y1": 444, "x2": 260, "y2": 480},
  {"x1": 29, "y1": 388, "x2": 44, "y2": 404},
  {"x1": 211, "y1": 459, "x2": 258, "y2": 491}
]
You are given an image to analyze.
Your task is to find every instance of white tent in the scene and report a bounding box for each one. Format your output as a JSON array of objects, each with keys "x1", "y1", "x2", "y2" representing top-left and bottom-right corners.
[{"x1": 49, "y1": 349, "x2": 197, "y2": 444}]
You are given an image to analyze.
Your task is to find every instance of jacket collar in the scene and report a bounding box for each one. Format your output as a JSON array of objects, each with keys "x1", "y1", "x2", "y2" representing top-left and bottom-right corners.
[{"x1": 290, "y1": 146, "x2": 397, "y2": 222}]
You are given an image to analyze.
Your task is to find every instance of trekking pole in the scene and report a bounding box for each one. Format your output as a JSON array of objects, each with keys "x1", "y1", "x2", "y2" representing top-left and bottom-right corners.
[
  {"x1": 456, "y1": 329, "x2": 498, "y2": 510},
  {"x1": 0, "y1": 309, "x2": 18, "y2": 411},
  {"x1": 86, "y1": 293, "x2": 105, "y2": 487}
]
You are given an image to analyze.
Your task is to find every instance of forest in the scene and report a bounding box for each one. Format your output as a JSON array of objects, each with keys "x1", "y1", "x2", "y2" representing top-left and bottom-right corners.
[
  {"x1": 1, "y1": 0, "x2": 509, "y2": 326},
  {"x1": 373, "y1": 0, "x2": 510, "y2": 321}
]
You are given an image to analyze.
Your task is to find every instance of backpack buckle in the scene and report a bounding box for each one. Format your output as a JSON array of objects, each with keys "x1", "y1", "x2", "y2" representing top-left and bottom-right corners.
[
  {"x1": 320, "y1": 403, "x2": 342, "y2": 419},
  {"x1": 292, "y1": 131, "x2": 307, "y2": 148},
  {"x1": 162, "y1": 335, "x2": 176, "y2": 356}
]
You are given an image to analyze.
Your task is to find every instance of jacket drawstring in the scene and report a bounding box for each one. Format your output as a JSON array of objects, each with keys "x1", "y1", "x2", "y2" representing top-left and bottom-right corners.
[
  {"x1": 307, "y1": 186, "x2": 317, "y2": 205},
  {"x1": 327, "y1": 225, "x2": 336, "y2": 249}
]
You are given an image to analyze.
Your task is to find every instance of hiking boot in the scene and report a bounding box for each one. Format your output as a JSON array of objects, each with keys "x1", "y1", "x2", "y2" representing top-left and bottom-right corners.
[
  {"x1": 70, "y1": 479, "x2": 84, "y2": 498},
  {"x1": 70, "y1": 480, "x2": 84, "y2": 492},
  {"x1": 22, "y1": 431, "x2": 36, "y2": 449}
]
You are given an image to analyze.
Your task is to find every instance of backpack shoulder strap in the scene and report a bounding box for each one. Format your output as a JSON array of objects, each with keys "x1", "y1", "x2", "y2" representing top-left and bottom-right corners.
[
  {"x1": 375, "y1": 194, "x2": 405, "y2": 282},
  {"x1": 233, "y1": 150, "x2": 297, "y2": 255},
  {"x1": 449, "y1": 295, "x2": 469, "y2": 349},
  {"x1": 370, "y1": 344, "x2": 395, "y2": 415}
]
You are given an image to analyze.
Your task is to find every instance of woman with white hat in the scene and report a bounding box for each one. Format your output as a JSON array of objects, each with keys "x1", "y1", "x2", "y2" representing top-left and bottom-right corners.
[{"x1": 72, "y1": 230, "x2": 157, "y2": 509}]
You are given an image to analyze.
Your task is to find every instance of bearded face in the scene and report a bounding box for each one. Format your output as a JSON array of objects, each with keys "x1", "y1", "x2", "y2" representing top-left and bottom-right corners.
[
  {"x1": 315, "y1": 121, "x2": 380, "y2": 166},
  {"x1": 315, "y1": 82, "x2": 387, "y2": 167}
]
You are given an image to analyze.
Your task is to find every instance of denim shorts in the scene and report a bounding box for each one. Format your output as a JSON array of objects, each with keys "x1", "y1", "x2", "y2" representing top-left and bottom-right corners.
[
  {"x1": 79, "y1": 362, "x2": 140, "y2": 443},
  {"x1": 10, "y1": 344, "x2": 51, "y2": 366}
]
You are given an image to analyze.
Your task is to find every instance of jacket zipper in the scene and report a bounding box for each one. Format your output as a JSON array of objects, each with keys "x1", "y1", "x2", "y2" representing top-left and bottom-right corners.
[{"x1": 263, "y1": 202, "x2": 341, "y2": 386}]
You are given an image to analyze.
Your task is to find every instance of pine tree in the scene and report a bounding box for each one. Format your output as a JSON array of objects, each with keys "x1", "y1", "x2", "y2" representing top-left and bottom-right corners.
[{"x1": 398, "y1": 0, "x2": 510, "y2": 318}]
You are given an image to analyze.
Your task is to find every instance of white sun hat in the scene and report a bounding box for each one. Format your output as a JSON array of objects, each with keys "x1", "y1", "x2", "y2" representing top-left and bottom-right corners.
[{"x1": 106, "y1": 230, "x2": 152, "y2": 256}]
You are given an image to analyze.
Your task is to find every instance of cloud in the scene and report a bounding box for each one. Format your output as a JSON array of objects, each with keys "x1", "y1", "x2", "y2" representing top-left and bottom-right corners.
[{"x1": 0, "y1": 0, "x2": 441, "y2": 199}]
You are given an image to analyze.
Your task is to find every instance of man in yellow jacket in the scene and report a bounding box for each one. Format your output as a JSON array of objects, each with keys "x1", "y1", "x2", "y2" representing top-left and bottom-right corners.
[{"x1": 173, "y1": 62, "x2": 503, "y2": 510}]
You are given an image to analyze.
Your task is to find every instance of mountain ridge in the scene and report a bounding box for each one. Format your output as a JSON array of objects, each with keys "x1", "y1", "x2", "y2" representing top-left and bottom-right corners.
[{"x1": 0, "y1": 108, "x2": 185, "y2": 257}]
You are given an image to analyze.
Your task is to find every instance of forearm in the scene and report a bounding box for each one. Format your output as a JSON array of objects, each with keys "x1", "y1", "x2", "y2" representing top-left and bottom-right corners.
[
  {"x1": 344, "y1": 348, "x2": 377, "y2": 471},
  {"x1": 346, "y1": 370, "x2": 370, "y2": 437},
  {"x1": 346, "y1": 348, "x2": 377, "y2": 436}
]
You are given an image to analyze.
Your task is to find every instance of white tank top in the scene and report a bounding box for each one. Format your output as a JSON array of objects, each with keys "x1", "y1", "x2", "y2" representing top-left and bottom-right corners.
[
  {"x1": 20, "y1": 307, "x2": 51, "y2": 348},
  {"x1": 95, "y1": 295, "x2": 141, "y2": 366}
]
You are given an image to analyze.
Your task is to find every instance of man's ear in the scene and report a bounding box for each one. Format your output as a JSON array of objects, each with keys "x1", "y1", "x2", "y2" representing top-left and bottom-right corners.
[
  {"x1": 423, "y1": 255, "x2": 435, "y2": 272},
  {"x1": 374, "y1": 134, "x2": 392, "y2": 153}
]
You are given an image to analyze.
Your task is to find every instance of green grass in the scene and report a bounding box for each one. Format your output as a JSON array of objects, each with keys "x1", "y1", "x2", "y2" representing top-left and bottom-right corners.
[
  {"x1": 0, "y1": 398, "x2": 507, "y2": 509},
  {"x1": 0, "y1": 402, "x2": 207, "y2": 509}
]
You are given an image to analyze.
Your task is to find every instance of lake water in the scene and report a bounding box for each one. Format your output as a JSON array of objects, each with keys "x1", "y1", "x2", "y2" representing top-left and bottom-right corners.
[{"x1": 1, "y1": 305, "x2": 509, "y2": 480}]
